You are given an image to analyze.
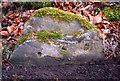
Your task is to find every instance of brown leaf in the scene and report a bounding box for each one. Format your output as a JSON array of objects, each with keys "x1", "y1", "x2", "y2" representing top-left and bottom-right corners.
[
  {"x1": 7, "y1": 25, "x2": 17, "y2": 34},
  {"x1": 18, "y1": 28, "x2": 23, "y2": 36},
  {"x1": 1, "y1": 27, "x2": 7, "y2": 31},
  {"x1": 8, "y1": 14, "x2": 14, "y2": 19},
  {"x1": 64, "y1": 2, "x2": 69, "y2": 6},
  {"x1": 13, "y1": 17, "x2": 20, "y2": 23},
  {"x1": 93, "y1": 15, "x2": 102, "y2": 24},
  {"x1": 100, "y1": 33, "x2": 106, "y2": 40},
  {"x1": 19, "y1": 26, "x2": 24, "y2": 30},
  {"x1": 72, "y1": 10, "x2": 79, "y2": 14},
  {"x1": 13, "y1": 27, "x2": 22, "y2": 37},
  {"x1": 68, "y1": 5, "x2": 72, "y2": 10},
  {"x1": 6, "y1": 10, "x2": 13, "y2": 16},
  {"x1": 13, "y1": 29, "x2": 19, "y2": 36},
  {"x1": 0, "y1": 31, "x2": 9, "y2": 36},
  {"x1": 6, "y1": 36, "x2": 12, "y2": 40},
  {"x1": 7, "y1": 26, "x2": 12, "y2": 34},
  {"x1": 89, "y1": 12, "x2": 102, "y2": 24},
  {"x1": 97, "y1": 23, "x2": 103, "y2": 29},
  {"x1": 2, "y1": 16, "x2": 8, "y2": 21}
]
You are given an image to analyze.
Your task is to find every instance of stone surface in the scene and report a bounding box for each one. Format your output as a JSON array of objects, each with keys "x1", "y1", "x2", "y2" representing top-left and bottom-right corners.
[
  {"x1": 10, "y1": 15, "x2": 104, "y2": 65},
  {"x1": 24, "y1": 16, "x2": 85, "y2": 35}
]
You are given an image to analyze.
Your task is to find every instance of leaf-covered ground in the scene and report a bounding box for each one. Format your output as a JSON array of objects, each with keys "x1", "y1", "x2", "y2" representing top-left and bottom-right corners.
[
  {"x1": 1, "y1": 2, "x2": 120, "y2": 59},
  {"x1": 0, "y1": 1, "x2": 120, "y2": 80}
]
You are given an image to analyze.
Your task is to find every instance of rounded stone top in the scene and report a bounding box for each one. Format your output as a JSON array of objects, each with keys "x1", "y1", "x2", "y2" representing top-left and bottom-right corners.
[{"x1": 32, "y1": 7, "x2": 96, "y2": 30}]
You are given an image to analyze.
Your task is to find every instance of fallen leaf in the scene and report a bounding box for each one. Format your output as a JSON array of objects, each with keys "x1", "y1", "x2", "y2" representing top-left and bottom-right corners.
[
  {"x1": 72, "y1": 10, "x2": 79, "y2": 14},
  {"x1": 6, "y1": 36, "x2": 12, "y2": 40},
  {"x1": 7, "y1": 26, "x2": 12, "y2": 34},
  {"x1": 93, "y1": 15, "x2": 102, "y2": 24},
  {"x1": 64, "y1": 2, "x2": 69, "y2": 6},
  {"x1": 0, "y1": 31, "x2": 9, "y2": 36},
  {"x1": 13, "y1": 17, "x2": 20, "y2": 23},
  {"x1": 19, "y1": 26, "x2": 24, "y2": 30},
  {"x1": 13, "y1": 29, "x2": 19, "y2": 37},
  {"x1": 8, "y1": 14, "x2": 14, "y2": 19},
  {"x1": 1, "y1": 27, "x2": 7, "y2": 31},
  {"x1": 97, "y1": 23, "x2": 103, "y2": 29}
]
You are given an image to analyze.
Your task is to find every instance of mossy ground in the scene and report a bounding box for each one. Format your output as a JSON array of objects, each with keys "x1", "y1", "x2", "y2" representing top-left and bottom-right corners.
[
  {"x1": 102, "y1": 7, "x2": 120, "y2": 23},
  {"x1": 33, "y1": 7, "x2": 95, "y2": 30}
]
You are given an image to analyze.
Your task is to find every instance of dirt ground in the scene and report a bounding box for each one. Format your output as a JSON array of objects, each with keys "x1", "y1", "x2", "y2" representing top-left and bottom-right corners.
[{"x1": 2, "y1": 57, "x2": 120, "y2": 81}]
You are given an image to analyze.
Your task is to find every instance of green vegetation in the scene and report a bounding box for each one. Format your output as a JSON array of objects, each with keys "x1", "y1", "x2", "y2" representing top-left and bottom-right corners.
[
  {"x1": 102, "y1": 6, "x2": 120, "y2": 23},
  {"x1": 17, "y1": 30, "x2": 63, "y2": 44},
  {"x1": 29, "y1": 2, "x2": 52, "y2": 9},
  {"x1": 36, "y1": 30, "x2": 63, "y2": 43},
  {"x1": 17, "y1": 32, "x2": 31, "y2": 44},
  {"x1": 33, "y1": 7, "x2": 95, "y2": 30},
  {"x1": 15, "y1": 2, "x2": 52, "y2": 9}
]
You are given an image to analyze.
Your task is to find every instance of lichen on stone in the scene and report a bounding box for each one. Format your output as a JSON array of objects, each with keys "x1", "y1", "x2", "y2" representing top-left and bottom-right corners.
[{"x1": 33, "y1": 7, "x2": 95, "y2": 30}]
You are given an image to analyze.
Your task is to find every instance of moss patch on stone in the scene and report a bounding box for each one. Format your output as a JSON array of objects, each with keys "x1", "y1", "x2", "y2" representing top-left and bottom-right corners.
[
  {"x1": 17, "y1": 30, "x2": 63, "y2": 44},
  {"x1": 36, "y1": 30, "x2": 63, "y2": 43},
  {"x1": 17, "y1": 32, "x2": 31, "y2": 44},
  {"x1": 33, "y1": 7, "x2": 95, "y2": 30}
]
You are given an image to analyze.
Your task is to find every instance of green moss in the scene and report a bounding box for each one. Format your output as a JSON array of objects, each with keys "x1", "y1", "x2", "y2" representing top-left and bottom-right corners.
[
  {"x1": 17, "y1": 33, "x2": 31, "y2": 44},
  {"x1": 102, "y1": 7, "x2": 120, "y2": 23},
  {"x1": 17, "y1": 30, "x2": 63, "y2": 44},
  {"x1": 29, "y1": 2, "x2": 52, "y2": 9},
  {"x1": 36, "y1": 30, "x2": 63, "y2": 43},
  {"x1": 33, "y1": 7, "x2": 95, "y2": 30},
  {"x1": 14, "y1": 2, "x2": 52, "y2": 9}
]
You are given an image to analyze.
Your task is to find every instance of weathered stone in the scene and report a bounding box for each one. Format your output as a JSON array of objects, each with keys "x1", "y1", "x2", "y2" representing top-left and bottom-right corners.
[
  {"x1": 24, "y1": 17, "x2": 84, "y2": 35},
  {"x1": 10, "y1": 7, "x2": 105, "y2": 65}
]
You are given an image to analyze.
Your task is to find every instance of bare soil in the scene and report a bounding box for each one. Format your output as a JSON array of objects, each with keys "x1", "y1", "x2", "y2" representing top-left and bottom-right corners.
[{"x1": 2, "y1": 57, "x2": 120, "y2": 81}]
